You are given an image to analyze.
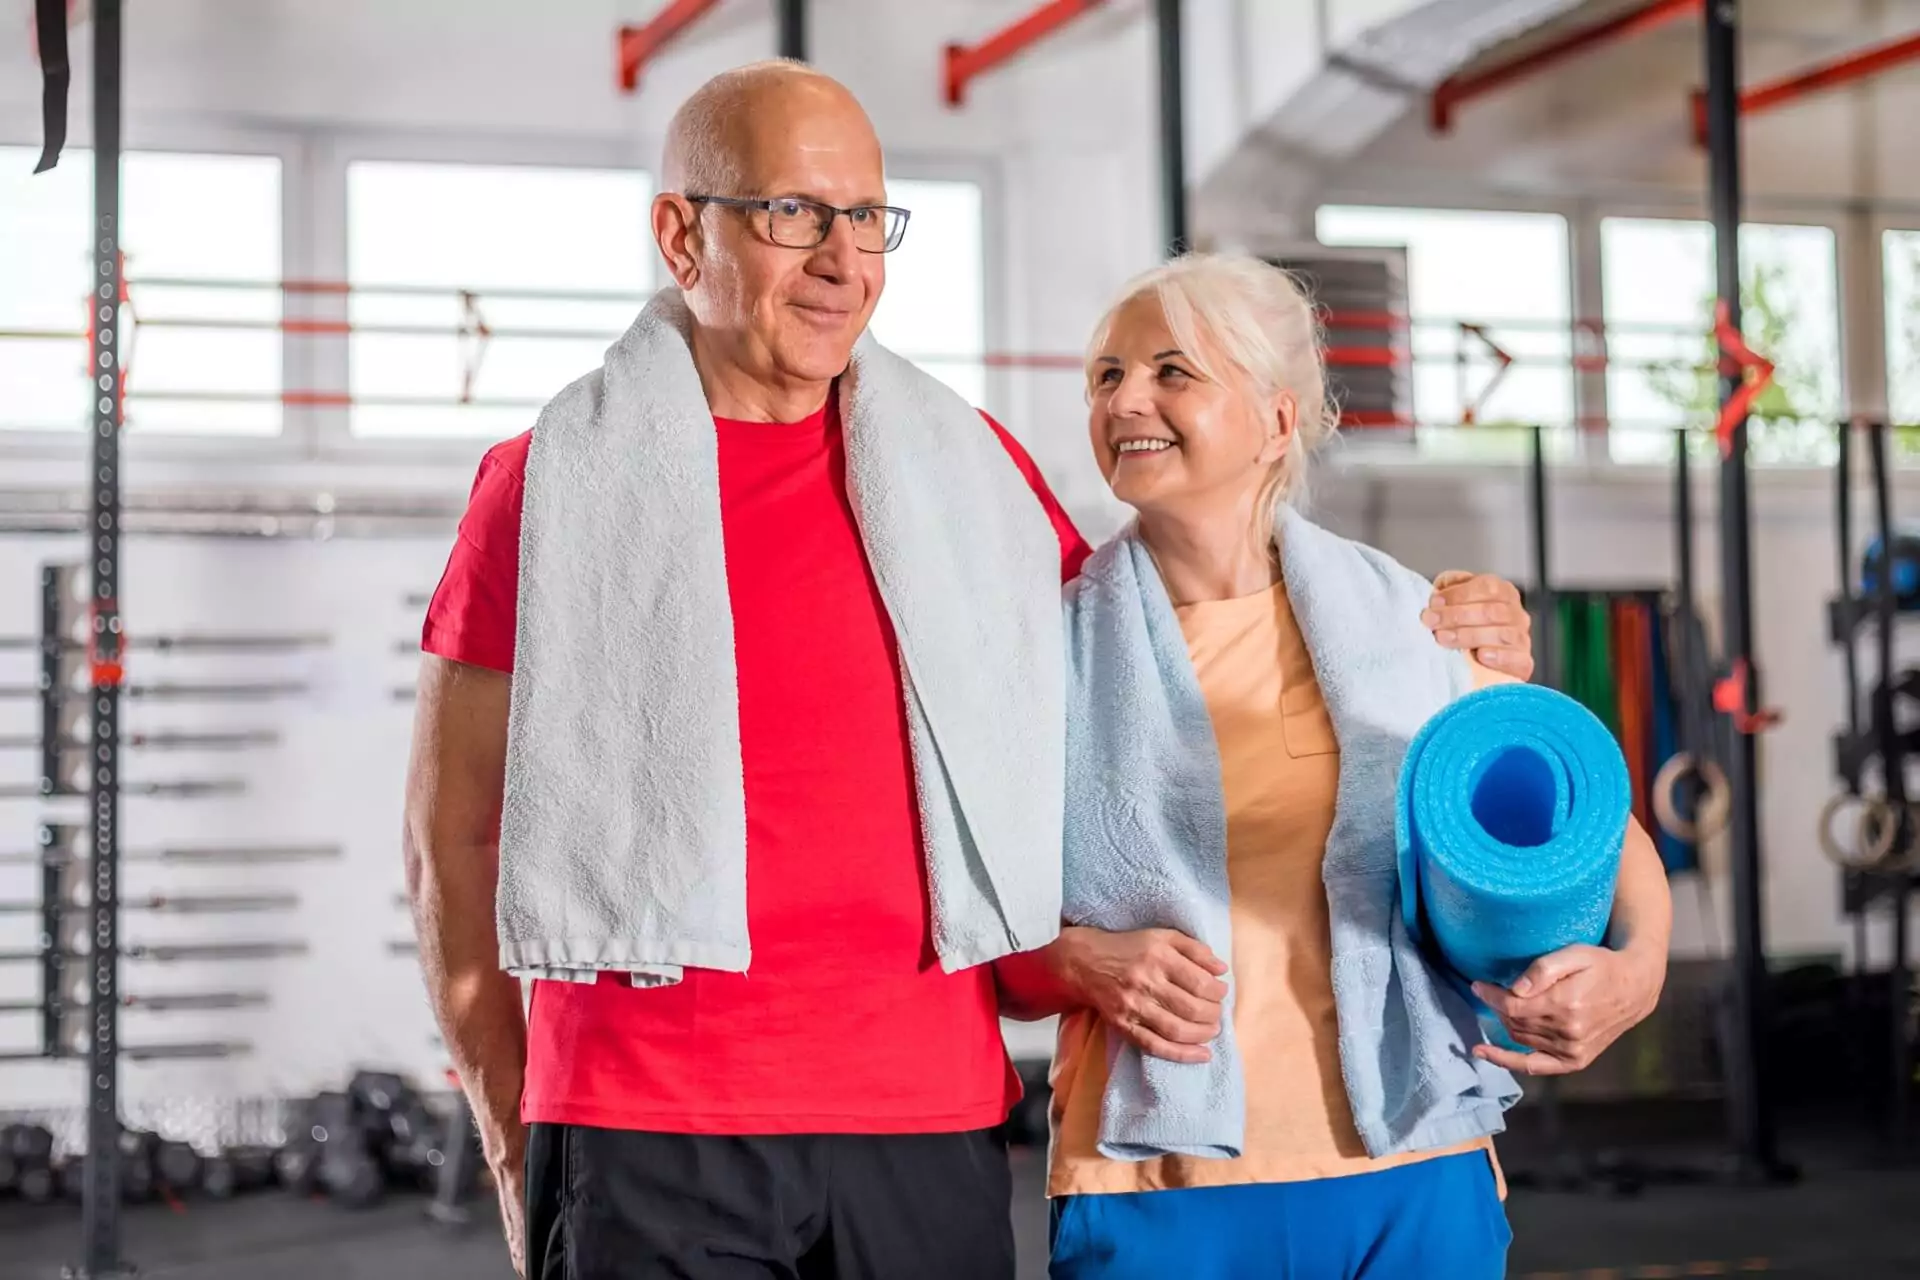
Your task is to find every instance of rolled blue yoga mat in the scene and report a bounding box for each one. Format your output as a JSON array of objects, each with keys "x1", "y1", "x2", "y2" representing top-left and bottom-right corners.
[{"x1": 1396, "y1": 683, "x2": 1629, "y2": 1043}]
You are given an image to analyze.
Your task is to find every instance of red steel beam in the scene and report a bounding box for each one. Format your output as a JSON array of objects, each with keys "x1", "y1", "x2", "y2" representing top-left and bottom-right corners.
[
  {"x1": 618, "y1": 0, "x2": 721, "y2": 94},
  {"x1": 1430, "y1": 0, "x2": 1701, "y2": 132},
  {"x1": 1690, "y1": 29, "x2": 1920, "y2": 145},
  {"x1": 945, "y1": 0, "x2": 1107, "y2": 108}
]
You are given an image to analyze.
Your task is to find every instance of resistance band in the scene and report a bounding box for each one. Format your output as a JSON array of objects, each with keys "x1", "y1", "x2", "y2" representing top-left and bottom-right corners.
[{"x1": 1611, "y1": 598, "x2": 1652, "y2": 834}]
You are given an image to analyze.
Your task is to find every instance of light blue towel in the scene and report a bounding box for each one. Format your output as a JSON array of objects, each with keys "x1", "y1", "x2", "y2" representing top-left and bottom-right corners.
[
  {"x1": 1063, "y1": 506, "x2": 1521, "y2": 1163},
  {"x1": 1062, "y1": 534, "x2": 1238, "y2": 1160}
]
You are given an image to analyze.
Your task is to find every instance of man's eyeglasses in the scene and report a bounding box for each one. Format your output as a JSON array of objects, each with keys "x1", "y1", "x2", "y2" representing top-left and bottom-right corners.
[{"x1": 686, "y1": 195, "x2": 911, "y2": 254}]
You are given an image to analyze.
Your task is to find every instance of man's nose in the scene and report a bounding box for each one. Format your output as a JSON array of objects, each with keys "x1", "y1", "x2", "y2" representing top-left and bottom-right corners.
[{"x1": 806, "y1": 214, "x2": 862, "y2": 282}]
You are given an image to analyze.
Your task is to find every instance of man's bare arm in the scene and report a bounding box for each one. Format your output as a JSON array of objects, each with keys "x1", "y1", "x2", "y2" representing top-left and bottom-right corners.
[{"x1": 402, "y1": 654, "x2": 529, "y2": 1270}]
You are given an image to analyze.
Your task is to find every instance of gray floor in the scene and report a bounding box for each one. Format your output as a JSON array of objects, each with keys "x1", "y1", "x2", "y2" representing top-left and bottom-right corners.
[{"x1": 7, "y1": 1141, "x2": 1920, "y2": 1279}]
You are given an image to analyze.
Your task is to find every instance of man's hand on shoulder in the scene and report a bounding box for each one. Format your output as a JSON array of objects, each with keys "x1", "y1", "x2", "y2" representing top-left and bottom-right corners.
[{"x1": 1421, "y1": 570, "x2": 1534, "y2": 681}]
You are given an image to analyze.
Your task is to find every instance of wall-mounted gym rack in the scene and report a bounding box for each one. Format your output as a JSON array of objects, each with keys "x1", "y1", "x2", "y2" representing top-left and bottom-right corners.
[
  {"x1": 1516, "y1": 421, "x2": 1748, "y2": 1193},
  {"x1": 1823, "y1": 418, "x2": 1920, "y2": 1155}
]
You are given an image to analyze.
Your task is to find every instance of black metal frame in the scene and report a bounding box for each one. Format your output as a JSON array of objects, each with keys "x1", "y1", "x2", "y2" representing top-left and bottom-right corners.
[
  {"x1": 1704, "y1": 0, "x2": 1788, "y2": 1183},
  {"x1": 1528, "y1": 425, "x2": 1556, "y2": 688},
  {"x1": 1154, "y1": 0, "x2": 1187, "y2": 256},
  {"x1": 39, "y1": 824, "x2": 64, "y2": 1058},
  {"x1": 80, "y1": 0, "x2": 128, "y2": 1272},
  {"x1": 776, "y1": 0, "x2": 805, "y2": 61},
  {"x1": 39, "y1": 567, "x2": 61, "y2": 798},
  {"x1": 1828, "y1": 418, "x2": 1918, "y2": 1153}
]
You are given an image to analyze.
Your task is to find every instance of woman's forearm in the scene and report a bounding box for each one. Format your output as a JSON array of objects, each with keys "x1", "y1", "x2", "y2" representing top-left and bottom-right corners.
[{"x1": 1608, "y1": 819, "x2": 1673, "y2": 988}]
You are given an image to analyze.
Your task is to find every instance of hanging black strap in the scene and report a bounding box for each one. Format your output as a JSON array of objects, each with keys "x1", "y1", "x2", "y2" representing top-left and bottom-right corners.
[{"x1": 34, "y1": 0, "x2": 70, "y2": 173}]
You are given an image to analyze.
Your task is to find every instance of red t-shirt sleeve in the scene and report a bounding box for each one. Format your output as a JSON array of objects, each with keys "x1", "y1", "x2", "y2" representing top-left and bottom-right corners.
[
  {"x1": 421, "y1": 432, "x2": 529, "y2": 674},
  {"x1": 979, "y1": 412, "x2": 1093, "y2": 583}
]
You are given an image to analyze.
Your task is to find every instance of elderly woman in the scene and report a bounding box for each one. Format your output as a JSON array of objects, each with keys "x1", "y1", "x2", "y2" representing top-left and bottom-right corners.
[{"x1": 1000, "y1": 254, "x2": 1671, "y2": 1279}]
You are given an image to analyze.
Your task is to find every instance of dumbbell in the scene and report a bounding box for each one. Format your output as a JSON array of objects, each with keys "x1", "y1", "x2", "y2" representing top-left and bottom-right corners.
[
  {"x1": 203, "y1": 1145, "x2": 276, "y2": 1199},
  {"x1": 4, "y1": 1124, "x2": 56, "y2": 1200},
  {"x1": 154, "y1": 1139, "x2": 202, "y2": 1194},
  {"x1": 386, "y1": 1099, "x2": 449, "y2": 1189},
  {"x1": 4, "y1": 1123, "x2": 55, "y2": 1167},
  {"x1": 54, "y1": 1138, "x2": 157, "y2": 1205},
  {"x1": 118, "y1": 1129, "x2": 159, "y2": 1203},
  {"x1": 310, "y1": 1091, "x2": 385, "y2": 1209},
  {"x1": 20, "y1": 1161, "x2": 59, "y2": 1204},
  {"x1": 348, "y1": 1070, "x2": 419, "y2": 1170},
  {"x1": 273, "y1": 1136, "x2": 321, "y2": 1195}
]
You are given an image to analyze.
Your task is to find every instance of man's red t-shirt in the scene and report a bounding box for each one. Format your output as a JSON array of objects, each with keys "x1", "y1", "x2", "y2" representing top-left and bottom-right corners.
[{"x1": 423, "y1": 395, "x2": 1090, "y2": 1134}]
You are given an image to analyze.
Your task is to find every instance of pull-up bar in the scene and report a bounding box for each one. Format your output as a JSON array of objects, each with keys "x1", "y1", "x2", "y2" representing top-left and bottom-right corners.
[
  {"x1": 944, "y1": 0, "x2": 1184, "y2": 255},
  {"x1": 618, "y1": 0, "x2": 808, "y2": 93},
  {"x1": 943, "y1": 0, "x2": 1106, "y2": 106},
  {"x1": 1690, "y1": 28, "x2": 1920, "y2": 145}
]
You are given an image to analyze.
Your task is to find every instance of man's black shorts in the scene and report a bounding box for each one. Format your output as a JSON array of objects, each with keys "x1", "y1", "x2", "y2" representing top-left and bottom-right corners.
[{"x1": 525, "y1": 1123, "x2": 1014, "y2": 1280}]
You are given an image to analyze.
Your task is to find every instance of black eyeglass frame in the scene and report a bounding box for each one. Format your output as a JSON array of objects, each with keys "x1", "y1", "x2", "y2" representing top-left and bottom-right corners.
[{"x1": 684, "y1": 194, "x2": 912, "y2": 253}]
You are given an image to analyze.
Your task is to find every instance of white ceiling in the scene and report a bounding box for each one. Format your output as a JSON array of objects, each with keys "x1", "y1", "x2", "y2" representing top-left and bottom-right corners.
[{"x1": 1330, "y1": 0, "x2": 1920, "y2": 209}]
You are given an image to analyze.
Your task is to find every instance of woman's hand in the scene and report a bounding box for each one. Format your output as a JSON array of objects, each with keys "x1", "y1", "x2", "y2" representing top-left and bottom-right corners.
[
  {"x1": 1469, "y1": 942, "x2": 1665, "y2": 1076},
  {"x1": 1425, "y1": 571, "x2": 1535, "y2": 680},
  {"x1": 1049, "y1": 925, "x2": 1229, "y2": 1064}
]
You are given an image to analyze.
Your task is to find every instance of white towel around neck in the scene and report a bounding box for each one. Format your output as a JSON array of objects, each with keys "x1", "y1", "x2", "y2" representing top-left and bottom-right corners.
[{"x1": 495, "y1": 288, "x2": 1066, "y2": 986}]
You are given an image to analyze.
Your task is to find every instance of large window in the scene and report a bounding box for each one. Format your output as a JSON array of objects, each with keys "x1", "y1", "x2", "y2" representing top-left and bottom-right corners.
[
  {"x1": 867, "y1": 178, "x2": 987, "y2": 408},
  {"x1": 1315, "y1": 205, "x2": 1574, "y2": 459},
  {"x1": 1886, "y1": 229, "x2": 1920, "y2": 427},
  {"x1": 0, "y1": 148, "x2": 282, "y2": 435},
  {"x1": 1601, "y1": 217, "x2": 1840, "y2": 464},
  {"x1": 346, "y1": 161, "x2": 654, "y2": 439}
]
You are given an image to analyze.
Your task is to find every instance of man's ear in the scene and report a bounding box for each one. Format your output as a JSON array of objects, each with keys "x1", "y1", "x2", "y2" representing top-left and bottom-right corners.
[{"x1": 652, "y1": 193, "x2": 702, "y2": 289}]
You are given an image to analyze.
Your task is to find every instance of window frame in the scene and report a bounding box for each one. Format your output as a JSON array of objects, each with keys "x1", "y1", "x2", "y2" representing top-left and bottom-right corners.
[
  {"x1": 0, "y1": 118, "x2": 1004, "y2": 481},
  {"x1": 1595, "y1": 200, "x2": 1852, "y2": 446},
  {"x1": 0, "y1": 116, "x2": 307, "y2": 467},
  {"x1": 1310, "y1": 179, "x2": 1862, "y2": 472},
  {"x1": 1869, "y1": 209, "x2": 1920, "y2": 427},
  {"x1": 314, "y1": 129, "x2": 662, "y2": 467},
  {"x1": 1310, "y1": 199, "x2": 1581, "y2": 443},
  {"x1": 865, "y1": 153, "x2": 1002, "y2": 414}
]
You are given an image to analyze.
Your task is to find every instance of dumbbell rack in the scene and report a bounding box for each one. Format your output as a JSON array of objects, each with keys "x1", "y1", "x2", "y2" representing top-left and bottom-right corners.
[
  {"x1": 0, "y1": 551, "x2": 335, "y2": 1278},
  {"x1": 1826, "y1": 418, "x2": 1920, "y2": 1155},
  {"x1": 2, "y1": 558, "x2": 323, "y2": 1066}
]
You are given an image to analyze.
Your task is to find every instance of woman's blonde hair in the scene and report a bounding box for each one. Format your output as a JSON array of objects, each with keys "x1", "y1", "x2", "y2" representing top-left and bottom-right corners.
[{"x1": 1085, "y1": 252, "x2": 1337, "y2": 522}]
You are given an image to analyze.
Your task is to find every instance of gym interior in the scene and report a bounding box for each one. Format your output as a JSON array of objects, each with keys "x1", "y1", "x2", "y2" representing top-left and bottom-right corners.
[{"x1": 6, "y1": 0, "x2": 1920, "y2": 1276}]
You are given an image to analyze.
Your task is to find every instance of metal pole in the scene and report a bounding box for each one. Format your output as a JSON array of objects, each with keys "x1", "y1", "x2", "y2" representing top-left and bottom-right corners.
[
  {"x1": 1154, "y1": 0, "x2": 1188, "y2": 255},
  {"x1": 1704, "y1": 0, "x2": 1781, "y2": 1180},
  {"x1": 1868, "y1": 421, "x2": 1912, "y2": 1150},
  {"x1": 775, "y1": 0, "x2": 805, "y2": 61},
  {"x1": 81, "y1": 0, "x2": 128, "y2": 1273},
  {"x1": 1838, "y1": 422, "x2": 1859, "y2": 756},
  {"x1": 1674, "y1": 427, "x2": 1697, "y2": 772},
  {"x1": 1530, "y1": 424, "x2": 1556, "y2": 689}
]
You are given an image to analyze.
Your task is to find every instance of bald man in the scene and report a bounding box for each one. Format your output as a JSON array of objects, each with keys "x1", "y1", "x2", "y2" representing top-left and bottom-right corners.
[{"x1": 404, "y1": 60, "x2": 1537, "y2": 1280}]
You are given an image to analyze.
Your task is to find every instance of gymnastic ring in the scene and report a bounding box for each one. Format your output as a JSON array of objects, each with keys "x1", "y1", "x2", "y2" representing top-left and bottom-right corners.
[
  {"x1": 1816, "y1": 792, "x2": 1902, "y2": 870},
  {"x1": 1651, "y1": 753, "x2": 1731, "y2": 844}
]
